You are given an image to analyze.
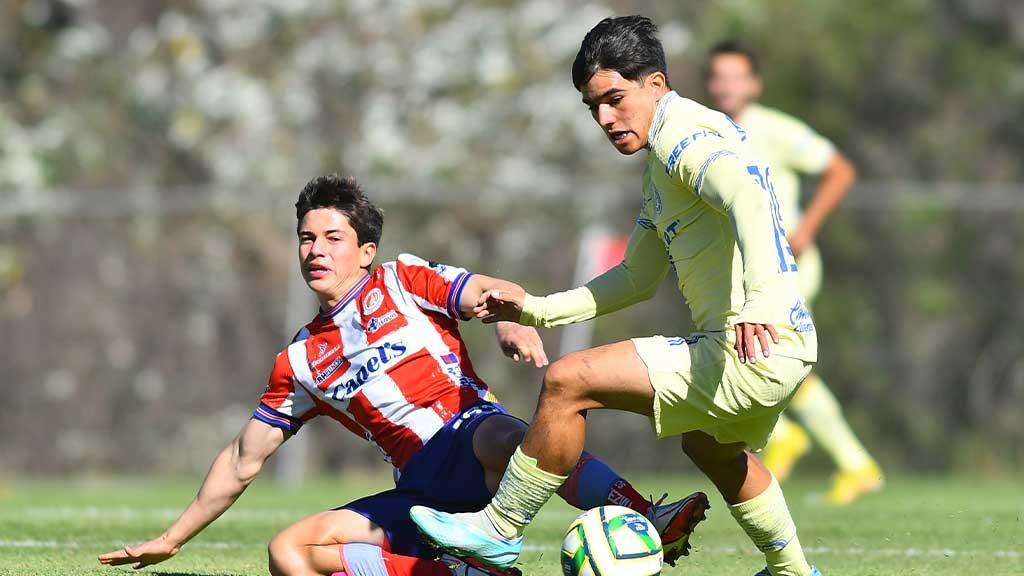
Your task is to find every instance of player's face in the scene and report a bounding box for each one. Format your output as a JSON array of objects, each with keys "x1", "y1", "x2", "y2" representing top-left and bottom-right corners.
[
  {"x1": 298, "y1": 208, "x2": 376, "y2": 306},
  {"x1": 706, "y1": 53, "x2": 761, "y2": 119},
  {"x1": 580, "y1": 69, "x2": 667, "y2": 155}
]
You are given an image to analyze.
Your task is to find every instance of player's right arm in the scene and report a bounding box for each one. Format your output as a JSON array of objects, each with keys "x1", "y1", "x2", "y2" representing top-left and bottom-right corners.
[
  {"x1": 98, "y1": 418, "x2": 288, "y2": 569},
  {"x1": 473, "y1": 221, "x2": 669, "y2": 327}
]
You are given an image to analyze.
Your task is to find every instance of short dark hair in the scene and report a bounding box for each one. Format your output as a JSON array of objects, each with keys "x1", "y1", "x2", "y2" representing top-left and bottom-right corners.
[
  {"x1": 572, "y1": 15, "x2": 669, "y2": 90},
  {"x1": 708, "y1": 40, "x2": 760, "y2": 75},
  {"x1": 295, "y1": 174, "x2": 383, "y2": 247}
]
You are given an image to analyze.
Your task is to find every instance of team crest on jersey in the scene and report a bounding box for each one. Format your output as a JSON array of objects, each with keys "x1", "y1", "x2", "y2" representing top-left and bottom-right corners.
[
  {"x1": 652, "y1": 184, "x2": 664, "y2": 217},
  {"x1": 363, "y1": 288, "x2": 384, "y2": 314}
]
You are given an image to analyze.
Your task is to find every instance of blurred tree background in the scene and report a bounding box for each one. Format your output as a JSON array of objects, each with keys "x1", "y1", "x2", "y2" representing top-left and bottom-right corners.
[{"x1": 1, "y1": 0, "x2": 1022, "y2": 476}]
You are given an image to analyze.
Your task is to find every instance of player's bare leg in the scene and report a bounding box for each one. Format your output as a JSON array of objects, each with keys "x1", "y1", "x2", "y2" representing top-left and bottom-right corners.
[
  {"x1": 519, "y1": 341, "x2": 657, "y2": 472},
  {"x1": 411, "y1": 342, "x2": 707, "y2": 568},
  {"x1": 270, "y1": 510, "x2": 497, "y2": 576},
  {"x1": 472, "y1": 415, "x2": 529, "y2": 493},
  {"x1": 268, "y1": 509, "x2": 385, "y2": 575},
  {"x1": 471, "y1": 398, "x2": 707, "y2": 565},
  {"x1": 680, "y1": 431, "x2": 770, "y2": 504},
  {"x1": 680, "y1": 430, "x2": 816, "y2": 575}
]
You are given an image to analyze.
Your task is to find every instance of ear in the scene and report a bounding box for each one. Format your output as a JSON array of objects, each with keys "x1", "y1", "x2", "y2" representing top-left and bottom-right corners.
[
  {"x1": 752, "y1": 75, "x2": 764, "y2": 99},
  {"x1": 645, "y1": 71, "x2": 668, "y2": 93},
  {"x1": 359, "y1": 242, "x2": 377, "y2": 268}
]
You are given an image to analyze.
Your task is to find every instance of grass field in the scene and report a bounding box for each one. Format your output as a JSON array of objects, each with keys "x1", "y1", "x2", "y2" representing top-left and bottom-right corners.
[{"x1": 1, "y1": 474, "x2": 1021, "y2": 575}]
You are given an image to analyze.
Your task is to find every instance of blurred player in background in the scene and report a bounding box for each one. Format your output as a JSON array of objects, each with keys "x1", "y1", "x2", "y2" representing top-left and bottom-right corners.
[
  {"x1": 706, "y1": 41, "x2": 883, "y2": 505},
  {"x1": 412, "y1": 16, "x2": 823, "y2": 576},
  {"x1": 98, "y1": 175, "x2": 705, "y2": 576}
]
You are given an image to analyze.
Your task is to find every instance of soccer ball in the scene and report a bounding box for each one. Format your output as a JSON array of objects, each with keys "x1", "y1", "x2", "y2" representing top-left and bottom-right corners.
[{"x1": 560, "y1": 505, "x2": 663, "y2": 576}]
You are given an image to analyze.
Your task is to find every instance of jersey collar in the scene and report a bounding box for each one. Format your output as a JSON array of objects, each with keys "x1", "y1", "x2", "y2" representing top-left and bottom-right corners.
[
  {"x1": 318, "y1": 272, "x2": 370, "y2": 320},
  {"x1": 646, "y1": 90, "x2": 679, "y2": 150}
]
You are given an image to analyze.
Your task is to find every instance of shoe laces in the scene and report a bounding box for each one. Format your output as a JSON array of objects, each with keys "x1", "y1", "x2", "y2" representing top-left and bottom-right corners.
[{"x1": 647, "y1": 492, "x2": 670, "y2": 523}]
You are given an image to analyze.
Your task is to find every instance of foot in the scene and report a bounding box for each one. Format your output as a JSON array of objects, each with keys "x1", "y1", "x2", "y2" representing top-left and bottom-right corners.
[
  {"x1": 826, "y1": 462, "x2": 884, "y2": 505},
  {"x1": 646, "y1": 491, "x2": 710, "y2": 566},
  {"x1": 410, "y1": 506, "x2": 523, "y2": 569},
  {"x1": 754, "y1": 566, "x2": 823, "y2": 576},
  {"x1": 761, "y1": 421, "x2": 810, "y2": 481},
  {"x1": 440, "y1": 553, "x2": 523, "y2": 576}
]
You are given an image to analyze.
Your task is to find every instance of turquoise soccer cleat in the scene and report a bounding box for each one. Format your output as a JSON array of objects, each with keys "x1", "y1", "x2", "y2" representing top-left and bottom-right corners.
[
  {"x1": 409, "y1": 506, "x2": 523, "y2": 569},
  {"x1": 754, "y1": 567, "x2": 823, "y2": 576}
]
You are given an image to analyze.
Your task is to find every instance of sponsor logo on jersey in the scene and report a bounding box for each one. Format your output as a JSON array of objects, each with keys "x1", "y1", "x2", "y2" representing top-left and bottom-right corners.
[
  {"x1": 666, "y1": 129, "x2": 723, "y2": 174},
  {"x1": 330, "y1": 341, "x2": 409, "y2": 399},
  {"x1": 310, "y1": 343, "x2": 341, "y2": 368},
  {"x1": 366, "y1": 310, "x2": 399, "y2": 333},
  {"x1": 363, "y1": 288, "x2": 384, "y2": 314},
  {"x1": 428, "y1": 261, "x2": 448, "y2": 273},
  {"x1": 789, "y1": 300, "x2": 816, "y2": 333},
  {"x1": 314, "y1": 356, "x2": 345, "y2": 386}
]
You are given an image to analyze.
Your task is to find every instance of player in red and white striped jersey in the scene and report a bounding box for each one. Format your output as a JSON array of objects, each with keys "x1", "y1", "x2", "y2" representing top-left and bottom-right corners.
[
  {"x1": 254, "y1": 251, "x2": 500, "y2": 472},
  {"x1": 100, "y1": 175, "x2": 707, "y2": 576}
]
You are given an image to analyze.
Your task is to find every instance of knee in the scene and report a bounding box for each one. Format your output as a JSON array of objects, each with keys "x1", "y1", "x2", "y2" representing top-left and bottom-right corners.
[
  {"x1": 541, "y1": 356, "x2": 586, "y2": 402},
  {"x1": 267, "y1": 532, "x2": 305, "y2": 576}
]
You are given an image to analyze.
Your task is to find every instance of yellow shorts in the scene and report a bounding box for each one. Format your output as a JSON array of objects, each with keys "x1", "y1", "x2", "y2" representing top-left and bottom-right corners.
[
  {"x1": 633, "y1": 333, "x2": 813, "y2": 450},
  {"x1": 797, "y1": 244, "x2": 823, "y2": 304}
]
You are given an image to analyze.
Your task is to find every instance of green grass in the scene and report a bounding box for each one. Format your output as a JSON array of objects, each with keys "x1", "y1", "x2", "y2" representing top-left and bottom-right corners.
[{"x1": 0, "y1": 474, "x2": 1021, "y2": 575}]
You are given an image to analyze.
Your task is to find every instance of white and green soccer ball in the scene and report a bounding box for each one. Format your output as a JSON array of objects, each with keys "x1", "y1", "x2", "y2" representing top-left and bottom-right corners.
[{"x1": 560, "y1": 505, "x2": 663, "y2": 576}]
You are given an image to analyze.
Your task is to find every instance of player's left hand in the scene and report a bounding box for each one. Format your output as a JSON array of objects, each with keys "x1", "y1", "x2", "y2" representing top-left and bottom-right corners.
[
  {"x1": 495, "y1": 322, "x2": 549, "y2": 367},
  {"x1": 98, "y1": 535, "x2": 180, "y2": 569},
  {"x1": 473, "y1": 288, "x2": 526, "y2": 323},
  {"x1": 734, "y1": 322, "x2": 779, "y2": 365},
  {"x1": 787, "y1": 228, "x2": 813, "y2": 258}
]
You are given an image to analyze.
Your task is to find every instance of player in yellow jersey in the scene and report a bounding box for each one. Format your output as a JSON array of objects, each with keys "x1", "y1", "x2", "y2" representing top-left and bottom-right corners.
[
  {"x1": 411, "y1": 16, "x2": 822, "y2": 576},
  {"x1": 707, "y1": 41, "x2": 883, "y2": 505}
]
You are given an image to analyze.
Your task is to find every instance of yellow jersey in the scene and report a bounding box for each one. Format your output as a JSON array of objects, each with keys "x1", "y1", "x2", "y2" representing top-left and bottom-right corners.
[{"x1": 522, "y1": 91, "x2": 816, "y2": 362}]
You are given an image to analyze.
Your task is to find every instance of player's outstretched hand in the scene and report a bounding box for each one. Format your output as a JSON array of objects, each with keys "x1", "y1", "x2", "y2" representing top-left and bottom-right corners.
[
  {"x1": 98, "y1": 535, "x2": 180, "y2": 569},
  {"x1": 495, "y1": 322, "x2": 549, "y2": 367},
  {"x1": 734, "y1": 322, "x2": 779, "y2": 365},
  {"x1": 473, "y1": 288, "x2": 526, "y2": 324}
]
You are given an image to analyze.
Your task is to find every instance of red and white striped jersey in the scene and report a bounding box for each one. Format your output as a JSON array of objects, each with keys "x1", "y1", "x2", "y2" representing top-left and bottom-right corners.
[{"x1": 252, "y1": 253, "x2": 496, "y2": 470}]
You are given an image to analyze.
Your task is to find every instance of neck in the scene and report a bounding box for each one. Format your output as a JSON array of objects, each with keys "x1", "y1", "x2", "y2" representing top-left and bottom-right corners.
[{"x1": 318, "y1": 269, "x2": 368, "y2": 311}]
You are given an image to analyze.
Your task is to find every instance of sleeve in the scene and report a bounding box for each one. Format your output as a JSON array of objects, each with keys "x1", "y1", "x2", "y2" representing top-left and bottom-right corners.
[
  {"x1": 777, "y1": 115, "x2": 835, "y2": 175},
  {"x1": 392, "y1": 253, "x2": 474, "y2": 320},
  {"x1": 692, "y1": 151, "x2": 792, "y2": 324},
  {"x1": 520, "y1": 221, "x2": 669, "y2": 328},
  {"x1": 252, "y1": 348, "x2": 317, "y2": 434}
]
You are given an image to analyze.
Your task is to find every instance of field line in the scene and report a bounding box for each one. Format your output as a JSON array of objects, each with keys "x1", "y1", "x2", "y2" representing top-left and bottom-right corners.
[{"x1": 0, "y1": 539, "x2": 1019, "y2": 559}]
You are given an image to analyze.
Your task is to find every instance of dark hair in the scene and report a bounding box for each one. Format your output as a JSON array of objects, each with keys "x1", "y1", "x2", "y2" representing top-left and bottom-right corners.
[
  {"x1": 295, "y1": 174, "x2": 383, "y2": 247},
  {"x1": 708, "y1": 40, "x2": 760, "y2": 75},
  {"x1": 572, "y1": 15, "x2": 669, "y2": 90}
]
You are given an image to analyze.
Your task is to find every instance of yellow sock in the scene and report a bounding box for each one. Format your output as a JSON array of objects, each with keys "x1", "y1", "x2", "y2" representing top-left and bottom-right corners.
[
  {"x1": 729, "y1": 476, "x2": 813, "y2": 576},
  {"x1": 791, "y1": 374, "x2": 873, "y2": 472},
  {"x1": 484, "y1": 447, "x2": 568, "y2": 539}
]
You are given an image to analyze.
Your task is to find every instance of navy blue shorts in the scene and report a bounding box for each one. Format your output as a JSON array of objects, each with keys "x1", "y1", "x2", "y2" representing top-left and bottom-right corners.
[{"x1": 340, "y1": 402, "x2": 514, "y2": 557}]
